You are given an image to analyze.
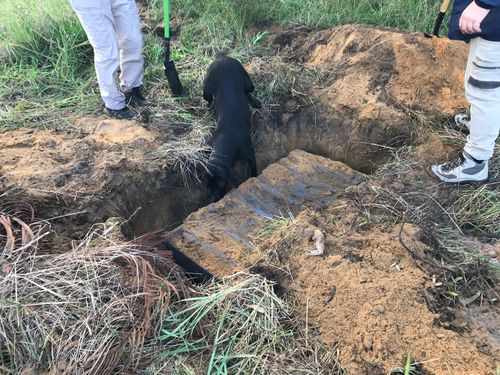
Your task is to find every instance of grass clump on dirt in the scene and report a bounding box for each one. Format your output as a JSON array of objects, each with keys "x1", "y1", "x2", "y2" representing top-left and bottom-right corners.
[
  {"x1": 0, "y1": 202, "x2": 190, "y2": 374},
  {"x1": 154, "y1": 273, "x2": 343, "y2": 375}
]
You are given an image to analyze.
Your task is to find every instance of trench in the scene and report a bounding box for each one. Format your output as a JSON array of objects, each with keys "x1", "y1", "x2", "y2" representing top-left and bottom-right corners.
[{"x1": 123, "y1": 101, "x2": 412, "y2": 239}]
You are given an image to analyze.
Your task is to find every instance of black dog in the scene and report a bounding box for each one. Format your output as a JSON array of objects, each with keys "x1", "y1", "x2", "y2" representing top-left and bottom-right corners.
[{"x1": 203, "y1": 55, "x2": 261, "y2": 202}]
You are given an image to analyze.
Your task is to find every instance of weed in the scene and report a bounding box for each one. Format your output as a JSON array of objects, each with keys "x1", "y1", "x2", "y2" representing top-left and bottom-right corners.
[{"x1": 257, "y1": 211, "x2": 295, "y2": 237}]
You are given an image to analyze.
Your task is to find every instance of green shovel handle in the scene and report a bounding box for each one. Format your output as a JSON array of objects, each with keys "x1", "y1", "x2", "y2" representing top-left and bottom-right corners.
[{"x1": 164, "y1": 0, "x2": 170, "y2": 39}]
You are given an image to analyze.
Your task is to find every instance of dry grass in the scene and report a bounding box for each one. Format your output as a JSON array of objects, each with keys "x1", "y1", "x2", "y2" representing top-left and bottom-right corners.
[
  {"x1": 0, "y1": 198, "x2": 344, "y2": 374},
  {"x1": 146, "y1": 113, "x2": 213, "y2": 179},
  {"x1": 247, "y1": 55, "x2": 330, "y2": 113},
  {"x1": 0, "y1": 203, "x2": 190, "y2": 374}
]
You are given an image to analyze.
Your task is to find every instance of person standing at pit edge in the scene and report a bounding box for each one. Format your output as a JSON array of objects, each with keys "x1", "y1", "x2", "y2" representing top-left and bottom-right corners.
[
  {"x1": 430, "y1": 0, "x2": 500, "y2": 183},
  {"x1": 69, "y1": 0, "x2": 147, "y2": 120}
]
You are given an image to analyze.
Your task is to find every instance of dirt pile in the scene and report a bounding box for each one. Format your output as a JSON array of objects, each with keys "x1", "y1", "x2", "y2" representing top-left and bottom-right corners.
[
  {"x1": 0, "y1": 118, "x2": 209, "y2": 242},
  {"x1": 253, "y1": 205, "x2": 496, "y2": 374},
  {"x1": 168, "y1": 147, "x2": 497, "y2": 374},
  {"x1": 1, "y1": 118, "x2": 159, "y2": 197},
  {"x1": 252, "y1": 25, "x2": 468, "y2": 173}
]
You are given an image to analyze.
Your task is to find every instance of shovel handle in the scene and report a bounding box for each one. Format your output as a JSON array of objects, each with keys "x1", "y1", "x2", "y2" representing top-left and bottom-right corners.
[
  {"x1": 433, "y1": 0, "x2": 452, "y2": 36},
  {"x1": 440, "y1": 0, "x2": 452, "y2": 13},
  {"x1": 164, "y1": 0, "x2": 170, "y2": 39}
]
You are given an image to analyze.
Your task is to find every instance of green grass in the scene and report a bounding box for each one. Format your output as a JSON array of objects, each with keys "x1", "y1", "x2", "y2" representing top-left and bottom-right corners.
[
  {"x1": 173, "y1": 0, "x2": 440, "y2": 35},
  {"x1": 0, "y1": 0, "x2": 97, "y2": 130},
  {"x1": 152, "y1": 274, "x2": 344, "y2": 374}
]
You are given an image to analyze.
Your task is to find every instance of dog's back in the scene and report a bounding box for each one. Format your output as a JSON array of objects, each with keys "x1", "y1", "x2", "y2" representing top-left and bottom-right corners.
[{"x1": 203, "y1": 55, "x2": 254, "y2": 128}]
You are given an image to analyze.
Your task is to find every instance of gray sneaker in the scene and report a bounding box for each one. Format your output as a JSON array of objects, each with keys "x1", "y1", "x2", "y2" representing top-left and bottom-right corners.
[
  {"x1": 430, "y1": 152, "x2": 488, "y2": 183},
  {"x1": 453, "y1": 113, "x2": 471, "y2": 134}
]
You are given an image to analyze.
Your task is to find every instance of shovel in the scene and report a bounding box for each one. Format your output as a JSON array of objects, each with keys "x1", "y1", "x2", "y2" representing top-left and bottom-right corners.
[
  {"x1": 163, "y1": 0, "x2": 183, "y2": 96},
  {"x1": 430, "y1": 0, "x2": 452, "y2": 37}
]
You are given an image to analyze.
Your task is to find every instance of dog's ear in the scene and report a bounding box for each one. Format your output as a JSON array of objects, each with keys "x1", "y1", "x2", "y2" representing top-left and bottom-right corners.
[{"x1": 203, "y1": 80, "x2": 215, "y2": 105}]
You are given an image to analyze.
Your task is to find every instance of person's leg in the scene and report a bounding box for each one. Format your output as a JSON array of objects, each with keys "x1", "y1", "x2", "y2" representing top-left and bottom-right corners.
[
  {"x1": 463, "y1": 37, "x2": 500, "y2": 161},
  {"x1": 453, "y1": 38, "x2": 480, "y2": 133},
  {"x1": 111, "y1": 0, "x2": 144, "y2": 97},
  {"x1": 464, "y1": 38, "x2": 479, "y2": 84},
  {"x1": 431, "y1": 37, "x2": 500, "y2": 183},
  {"x1": 69, "y1": 0, "x2": 127, "y2": 111}
]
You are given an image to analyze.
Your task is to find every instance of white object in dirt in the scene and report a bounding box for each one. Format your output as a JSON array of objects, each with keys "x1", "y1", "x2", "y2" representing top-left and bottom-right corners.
[{"x1": 309, "y1": 229, "x2": 325, "y2": 256}]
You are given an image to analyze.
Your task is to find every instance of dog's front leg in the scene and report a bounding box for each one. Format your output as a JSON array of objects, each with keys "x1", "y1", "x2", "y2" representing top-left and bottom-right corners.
[
  {"x1": 203, "y1": 81, "x2": 215, "y2": 107},
  {"x1": 244, "y1": 147, "x2": 258, "y2": 177},
  {"x1": 246, "y1": 93, "x2": 262, "y2": 109}
]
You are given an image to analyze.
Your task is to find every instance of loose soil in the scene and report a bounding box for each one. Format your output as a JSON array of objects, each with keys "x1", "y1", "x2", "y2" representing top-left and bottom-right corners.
[
  {"x1": 1, "y1": 24, "x2": 498, "y2": 374},
  {"x1": 253, "y1": 205, "x2": 497, "y2": 374},
  {"x1": 251, "y1": 25, "x2": 468, "y2": 174}
]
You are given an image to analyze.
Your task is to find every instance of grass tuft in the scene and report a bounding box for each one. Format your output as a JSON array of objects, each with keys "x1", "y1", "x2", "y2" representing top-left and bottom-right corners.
[
  {"x1": 157, "y1": 273, "x2": 344, "y2": 374},
  {"x1": 0, "y1": 204, "x2": 190, "y2": 374}
]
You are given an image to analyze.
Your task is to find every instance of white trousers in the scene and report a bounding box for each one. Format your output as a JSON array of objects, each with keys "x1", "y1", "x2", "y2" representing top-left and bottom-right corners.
[
  {"x1": 464, "y1": 37, "x2": 500, "y2": 161},
  {"x1": 70, "y1": 0, "x2": 144, "y2": 110}
]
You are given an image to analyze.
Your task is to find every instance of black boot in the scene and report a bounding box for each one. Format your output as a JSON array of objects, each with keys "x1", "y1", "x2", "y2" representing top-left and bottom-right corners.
[
  {"x1": 124, "y1": 87, "x2": 147, "y2": 107},
  {"x1": 104, "y1": 106, "x2": 135, "y2": 120}
]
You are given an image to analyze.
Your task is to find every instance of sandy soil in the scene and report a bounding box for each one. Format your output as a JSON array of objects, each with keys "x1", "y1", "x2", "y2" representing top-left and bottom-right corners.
[{"x1": 254, "y1": 206, "x2": 497, "y2": 374}]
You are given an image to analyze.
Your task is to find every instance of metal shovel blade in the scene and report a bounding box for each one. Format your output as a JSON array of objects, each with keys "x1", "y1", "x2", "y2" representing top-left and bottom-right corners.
[{"x1": 165, "y1": 59, "x2": 183, "y2": 96}]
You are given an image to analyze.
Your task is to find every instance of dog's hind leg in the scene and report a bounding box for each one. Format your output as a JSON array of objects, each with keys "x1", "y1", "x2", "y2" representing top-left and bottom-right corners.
[
  {"x1": 240, "y1": 66, "x2": 261, "y2": 108},
  {"x1": 242, "y1": 67, "x2": 255, "y2": 94},
  {"x1": 241, "y1": 146, "x2": 258, "y2": 177}
]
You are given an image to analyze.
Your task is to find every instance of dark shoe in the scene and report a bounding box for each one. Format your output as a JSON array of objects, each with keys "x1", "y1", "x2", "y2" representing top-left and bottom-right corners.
[
  {"x1": 104, "y1": 106, "x2": 135, "y2": 120},
  {"x1": 124, "y1": 87, "x2": 147, "y2": 107}
]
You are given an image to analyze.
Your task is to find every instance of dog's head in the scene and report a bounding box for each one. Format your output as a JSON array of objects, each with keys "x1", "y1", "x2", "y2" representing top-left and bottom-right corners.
[{"x1": 203, "y1": 55, "x2": 257, "y2": 106}]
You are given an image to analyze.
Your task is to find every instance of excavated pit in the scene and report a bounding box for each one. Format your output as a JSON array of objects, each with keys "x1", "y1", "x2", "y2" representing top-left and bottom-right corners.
[
  {"x1": 164, "y1": 150, "x2": 363, "y2": 276},
  {"x1": 126, "y1": 25, "x2": 470, "y2": 237}
]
